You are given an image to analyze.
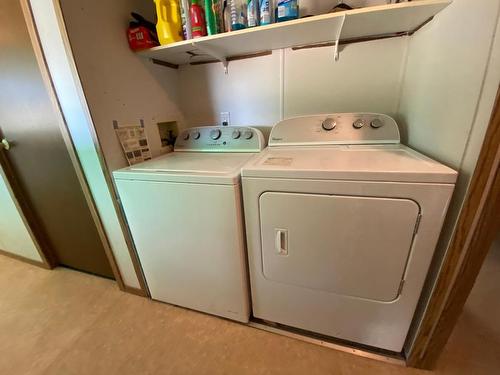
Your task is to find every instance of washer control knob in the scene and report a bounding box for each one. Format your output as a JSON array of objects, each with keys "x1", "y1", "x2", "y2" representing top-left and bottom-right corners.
[
  {"x1": 353, "y1": 119, "x2": 365, "y2": 129},
  {"x1": 232, "y1": 129, "x2": 241, "y2": 139},
  {"x1": 322, "y1": 118, "x2": 336, "y2": 131},
  {"x1": 192, "y1": 131, "x2": 201, "y2": 139},
  {"x1": 370, "y1": 118, "x2": 384, "y2": 129},
  {"x1": 209, "y1": 129, "x2": 222, "y2": 140},
  {"x1": 243, "y1": 130, "x2": 253, "y2": 140},
  {"x1": 182, "y1": 132, "x2": 190, "y2": 140}
]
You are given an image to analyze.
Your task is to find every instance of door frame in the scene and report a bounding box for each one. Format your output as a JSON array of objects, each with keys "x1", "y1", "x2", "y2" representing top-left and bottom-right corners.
[
  {"x1": 2, "y1": 0, "x2": 145, "y2": 294},
  {"x1": 25, "y1": 0, "x2": 149, "y2": 296},
  {"x1": 408, "y1": 86, "x2": 500, "y2": 368}
]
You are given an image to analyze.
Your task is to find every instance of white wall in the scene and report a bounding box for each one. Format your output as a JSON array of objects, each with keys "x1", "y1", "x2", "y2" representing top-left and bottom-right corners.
[
  {"x1": 178, "y1": 51, "x2": 281, "y2": 127},
  {"x1": 178, "y1": 37, "x2": 408, "y2": 128},
  {"x1": 398, "y1": 0, "x2": 500, "y2": 169},
  {"x1": 397, "y1": 0, "x2": 500, "y2": 353},
  {"x1": 60, "y1": 0, "x2": 184, "y2": 172},
  {"x1": 284, "y1": 37, "x2": 406, "y2": 117},
  {"x1": 177, "y1": 0, "x2": 406, "y2": 128},
  {"x1": 0, "y1": 168, "x2": 43, "y2": 262}
]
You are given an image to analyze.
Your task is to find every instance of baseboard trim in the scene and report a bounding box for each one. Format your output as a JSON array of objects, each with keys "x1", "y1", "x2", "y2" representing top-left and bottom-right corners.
[
  {"x1": 248, "y1": 320, "x2": 406, "y2": 366},
  {"x1": 123, "y1": 285, "x2": 148, "y2": 297},
  {"x1": 0, "y1": 248, "x2": 51, "y2": 269}
]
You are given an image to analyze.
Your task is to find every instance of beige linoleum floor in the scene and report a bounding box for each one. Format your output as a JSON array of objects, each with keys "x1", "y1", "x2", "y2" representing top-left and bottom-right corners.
[{"x1": 1, "y1": 241, "x2": 499, "y2": 375}]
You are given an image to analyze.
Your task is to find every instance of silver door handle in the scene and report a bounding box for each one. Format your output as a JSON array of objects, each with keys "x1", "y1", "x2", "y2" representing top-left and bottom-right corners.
[{"x1": 1, "y1": 138, "x2": 10, "y2": 150}]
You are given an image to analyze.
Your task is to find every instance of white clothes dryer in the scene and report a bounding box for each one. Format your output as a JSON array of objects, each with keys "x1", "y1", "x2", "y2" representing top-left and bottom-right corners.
[{"x1": 241, "y1": 113, "x2": 457, "y2": 351}]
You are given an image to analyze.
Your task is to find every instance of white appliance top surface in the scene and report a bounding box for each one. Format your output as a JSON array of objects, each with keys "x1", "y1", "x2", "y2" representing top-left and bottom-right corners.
[
  {"x1": 243, "y1": 113, "x2": 457, "y2": 184},
  {"x1": 131, "y1": 152, "x2": 253, "y2": 173},
  {"x1": 113, "y1": 125, "x2": 266, "y2": 184},
  {"x1": 241, "y1": 144, "x2": 457, "y2": 183},
  {"x1": 113, "y1": 151, "x2": 257, "y2": 184}
]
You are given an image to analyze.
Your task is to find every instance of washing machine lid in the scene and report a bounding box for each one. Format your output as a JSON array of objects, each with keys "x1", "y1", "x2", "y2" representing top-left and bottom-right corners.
[
  {"x1": 113, "y1": 152, "x2": 257, "y2": 184},
  {"x1": 241, "y1": 144, "x2": 457, "y2": 184}
]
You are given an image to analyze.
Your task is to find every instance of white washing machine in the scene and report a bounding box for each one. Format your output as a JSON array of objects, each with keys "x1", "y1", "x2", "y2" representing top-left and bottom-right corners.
[
  {"x1": 241, "y1": 113, "x2": 457, "y2": 351},
  {"x1": 113, "y1": 126, "x2": 265, "y2": 323}
]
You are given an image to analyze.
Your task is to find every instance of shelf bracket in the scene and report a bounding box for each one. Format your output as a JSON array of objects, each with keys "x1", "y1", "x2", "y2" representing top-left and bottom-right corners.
[
  {"x1": 333, "y1": 14, "x2": 346, "y2": 62},
  {"x1": 192, "y1": 42, "x2": 229, "y2": 74}
]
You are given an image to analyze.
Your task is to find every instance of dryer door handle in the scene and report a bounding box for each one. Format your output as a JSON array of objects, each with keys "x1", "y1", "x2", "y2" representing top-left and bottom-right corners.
[{"x1": 275, "y1": 229, "x2": 288, "y2": 256}]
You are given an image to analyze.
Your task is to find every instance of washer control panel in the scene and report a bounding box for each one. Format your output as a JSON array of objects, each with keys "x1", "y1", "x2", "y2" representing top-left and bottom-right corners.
[
  {"x1": 175, "y1": 126, "x2": 266, "y2": 152},
  {"x1": 269, "y1": 113, "x2": 400, "y2": 146}
]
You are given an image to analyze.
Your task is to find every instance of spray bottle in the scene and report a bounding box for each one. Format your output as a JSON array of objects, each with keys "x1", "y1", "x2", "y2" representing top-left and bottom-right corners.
[{"x1": 190, "y1": 0, "x2": 207, "y2": 37}]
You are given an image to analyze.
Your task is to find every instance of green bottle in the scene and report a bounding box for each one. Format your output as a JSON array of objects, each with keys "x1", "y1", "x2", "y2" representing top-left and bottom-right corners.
[{"x1": 205, "y1": 0, "x2": 218, "y2": 35}]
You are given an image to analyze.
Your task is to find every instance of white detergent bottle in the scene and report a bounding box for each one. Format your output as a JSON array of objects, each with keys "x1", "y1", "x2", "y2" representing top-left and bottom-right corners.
[
  {"x1": 247, "y1": 0, "x2": 259, "y2": 27},
  {"x1": 259, "y1": 0, "x2": 273, "y2": 25},
  {"x1": 230, "y1": 0, "x2": 247, "y2": 30}
]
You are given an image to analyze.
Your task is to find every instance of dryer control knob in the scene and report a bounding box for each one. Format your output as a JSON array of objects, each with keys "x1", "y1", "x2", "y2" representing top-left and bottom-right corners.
[
  {"x1": 243, "y1": 130, "x2": 253, "y2": 140},
  {"x1": 192, "y1": 131, "x2": 201, "y2": 139},
  {"x1": 353, "y1": 119, "x2": 365, "y2": 129},
  {"x1": 210, "y1": 129, "x2": 222, "y2": 140},
  {"x1": 232, "y1": 130, "x2": 241, "y2": 139},
  {"x1": 182, "y1": 132, "x2": 190, "y2": 140},
  {"x1": 370, "y1": 119, "x2": 384, "y2": 129},
  {"x1": 322, "y1": 118, "x2": 336, "y2": 131}
]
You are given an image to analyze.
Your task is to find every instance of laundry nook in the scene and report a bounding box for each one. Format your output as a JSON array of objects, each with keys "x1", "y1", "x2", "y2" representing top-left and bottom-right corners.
[{"x1": 0, "y1": 0, "x2": 499, "y2": 374}]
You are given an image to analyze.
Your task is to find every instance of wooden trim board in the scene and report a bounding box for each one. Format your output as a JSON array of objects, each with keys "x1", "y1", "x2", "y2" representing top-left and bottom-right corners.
[
  {"x1": 188, "y1": 51, "x2": 273, "y2": 66},
  {"x1": 408, "y1": 86, "x2": 500, "y2": 368},
  {"x1": 123, "y1": 285, "x2": 149, "y2": 297},
  {"x1": 0, "y1": 248, "x2": 51, "y2": 270},
  {"x1": 248, "y1": 321, "x2": 406, "y2": 367}
]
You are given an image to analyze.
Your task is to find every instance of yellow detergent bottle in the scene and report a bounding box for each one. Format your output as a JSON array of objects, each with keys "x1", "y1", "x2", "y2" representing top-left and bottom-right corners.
[{"x1": 154, "y1": 0, "x2": 183, "y2": 45}]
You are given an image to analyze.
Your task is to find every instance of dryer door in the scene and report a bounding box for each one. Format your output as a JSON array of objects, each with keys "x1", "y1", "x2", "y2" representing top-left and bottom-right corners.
[{"x1": 259, "y1": 192, "x2": 420, "y2": 302}]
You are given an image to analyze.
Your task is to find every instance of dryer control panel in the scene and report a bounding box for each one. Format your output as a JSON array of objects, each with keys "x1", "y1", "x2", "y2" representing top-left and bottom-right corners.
[
  {"x1": 269, "y1": 113, "x2": 400, "y2": 146},
  {"x1": 175, "y1": 126, "x2": 266, "y2": 152}
]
